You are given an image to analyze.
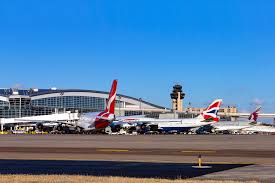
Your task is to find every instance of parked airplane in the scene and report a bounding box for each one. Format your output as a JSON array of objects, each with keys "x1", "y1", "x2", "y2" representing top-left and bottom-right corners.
[
  {"x1": 0, "y1": 80, "x2": 118, "y2": 133},
  {"x1": 114, "y1": 99, "x2": 223, "y2": 133},
  {"x1": 242, "y1": 125, "x2": 275, "y2": 133},
  {"x1": 212, "y1": 106, "x2": 275, "y2": 134},
  {"x1": 212, "y1": 107, "x2": 262, "y2": 133},
  {"x1": 157, "y1": 99, "x2": 222, "y2": 133},
  {"x1": 77, "y1": 80, "x2": 118, "y2": 132}
]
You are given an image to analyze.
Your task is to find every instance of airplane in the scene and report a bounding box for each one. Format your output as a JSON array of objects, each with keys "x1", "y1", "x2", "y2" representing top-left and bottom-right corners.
[
  {"x1": 157, "y1": 99, "x2": 222, "y2": 133},
  {"x1": 114, "y1": 99, "x2": 223, "y2": 134},
  {"x1": 242, "y1": 125, "x2": 275, "y2": 134},
  {"x1": 77, "y1": 79, "x2": 118, "y2": 132},
  {"x1": 242, "y1": 106, "x2": 275, "y2": 133},
  {"x1": 211, "y1": 107, "x2": 262, "y2": 133},
  {"x1": 0, "y1": 80, "x2": 118, "y2": 134},
  {"x1": 211, "y1": 106, "x2": 275, "y2": 134}
]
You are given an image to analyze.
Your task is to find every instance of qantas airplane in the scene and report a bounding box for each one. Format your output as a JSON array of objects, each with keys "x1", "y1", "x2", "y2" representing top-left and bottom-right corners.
[
  {"x1": 115, "y1": 99, "x2": 223, "y2": 133},
  {"x1": 0, "y1": 80, "x2": 118, "y2": 133},
  {"x1": 77, "y1": 79, "x2": 118, "y2": 132}
]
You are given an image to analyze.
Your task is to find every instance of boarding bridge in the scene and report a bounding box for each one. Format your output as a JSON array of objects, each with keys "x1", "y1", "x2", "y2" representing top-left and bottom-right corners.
[{"x1": 0, "y1": 112, "x2": 79, "y2": 131}]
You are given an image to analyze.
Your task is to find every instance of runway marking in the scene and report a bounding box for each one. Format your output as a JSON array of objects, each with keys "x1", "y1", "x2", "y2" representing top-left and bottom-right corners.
[
  {"x1": 130, "y1": 150, "x2": 153, "y2": 153},
  {"x1": 96, "y1": 149, "x2": 129, "y2": 152},
  {"x1": 181, "y1": 150, "x2": 217, "y2": 153}
]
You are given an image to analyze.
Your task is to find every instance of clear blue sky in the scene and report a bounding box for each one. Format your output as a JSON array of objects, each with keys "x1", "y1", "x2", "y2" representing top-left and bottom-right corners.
[{"x1": 0, "y1": 0, "x2": 274, "y2": 114}]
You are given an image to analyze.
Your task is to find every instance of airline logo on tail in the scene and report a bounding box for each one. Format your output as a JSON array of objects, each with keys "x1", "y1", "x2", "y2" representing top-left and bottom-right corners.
[
  {"x1": 248, "y1": 106, "x2": 261, "y2": 122},
  {"x1": 105, "y1": 79, "x2": 117, "y2": 115},
  {"x1": 202, "y1": 99, "x2": 223, "y2": 122},
  {"x1": 95, "y1": 80, "x2": 118, "y2": 129}
]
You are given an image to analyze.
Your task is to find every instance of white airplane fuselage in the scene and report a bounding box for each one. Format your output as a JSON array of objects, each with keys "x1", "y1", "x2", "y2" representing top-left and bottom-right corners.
[
  {"x1": 77, "y1": 112, "x2": 114, "y2": 131},
  {"x1": 77, "y1": 112, "x2": 100, "y2": 130},
  {"x1": 156, "y1": 118, "x2": 216, "y2": 132},
  {"x1": 120, "y1": 117, "x2": 216, "y2": 133},
  {"x1": 213, "y1": 125, "x2": 250, "y2": 131},
  {"x1": 242, "y1": 125, "x2": 275, "y2": 133}
]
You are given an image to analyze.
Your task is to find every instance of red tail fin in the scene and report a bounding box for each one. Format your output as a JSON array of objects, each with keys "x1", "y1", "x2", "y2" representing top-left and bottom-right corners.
[
  {"x1": 201, "y1": 99, "x2": 222, "y2": 122},
  {"x1": 248, "y1": 106, "x2": 261, "y2": 122},
  {"x1": 105, "y1": 80, "x2": 118, "y2": 114}
]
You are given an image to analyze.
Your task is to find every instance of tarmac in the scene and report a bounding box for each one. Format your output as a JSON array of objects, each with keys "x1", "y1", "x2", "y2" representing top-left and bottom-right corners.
[{"x1": 0, "y1": 134, "x2": 275, "y2": 182}]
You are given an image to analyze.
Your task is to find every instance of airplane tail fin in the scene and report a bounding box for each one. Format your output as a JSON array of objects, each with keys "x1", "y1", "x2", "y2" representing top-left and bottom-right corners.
[
  {"x1": 197, "y1": 99, "x2": 223, "y2": 122},
  {"x1": 95, "y1": 80, "x2": 118, "y2": 129},
  {"x1": 248, "y1": 106, "x2": 261, "y2": 123},
  {"x1": 105, "y1": 80, "x2": 118, "y2": 114}
]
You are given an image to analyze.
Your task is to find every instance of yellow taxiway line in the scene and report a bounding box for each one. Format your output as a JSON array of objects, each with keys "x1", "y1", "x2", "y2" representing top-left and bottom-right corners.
[
  {"x1": 96, "y1": 149, "x2": 129, "y2": 152},
  {"x1": 181, "y1": 150, "x2": 217, "y2": 153}
]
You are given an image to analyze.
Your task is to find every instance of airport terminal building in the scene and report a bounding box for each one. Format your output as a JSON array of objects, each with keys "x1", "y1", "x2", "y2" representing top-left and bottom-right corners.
[{"x1": 0, "y1": 88, "x2": 168, "y2": 119}]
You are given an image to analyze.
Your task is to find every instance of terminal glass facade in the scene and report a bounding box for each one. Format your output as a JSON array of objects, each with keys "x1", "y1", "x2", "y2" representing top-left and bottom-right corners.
[
  {"x1": 0, "y1": 93, "x2": 106, "y2": 118},
  {"x1": 32, "y1": 96, "x2": 105, "y2": 111},
  {"x1": 0, "y1": 89, "x2": 166, "y2": 119},
  {"x1": 0, "y1": 100, "x2": 8, "y2": 107}
]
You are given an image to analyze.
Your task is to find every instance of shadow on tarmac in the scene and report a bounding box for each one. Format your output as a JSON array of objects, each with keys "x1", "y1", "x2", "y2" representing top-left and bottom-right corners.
[{"x1": 0, "y1": 159, "x2": 251, "y2": 179}]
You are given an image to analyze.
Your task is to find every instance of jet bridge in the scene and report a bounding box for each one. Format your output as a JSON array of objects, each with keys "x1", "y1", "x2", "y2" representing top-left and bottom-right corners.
[{"x1": 0, "y1": 112, "x2": 79, "y2": 131}]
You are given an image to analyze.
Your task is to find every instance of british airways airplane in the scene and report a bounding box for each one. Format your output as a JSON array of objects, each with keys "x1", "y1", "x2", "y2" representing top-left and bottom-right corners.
[
  {"x1": 116, "y1": 99, "x2": 223, "y2": 133},
  {"x1": 157, "y1": 99, "x2": 222, "y2": 133}
]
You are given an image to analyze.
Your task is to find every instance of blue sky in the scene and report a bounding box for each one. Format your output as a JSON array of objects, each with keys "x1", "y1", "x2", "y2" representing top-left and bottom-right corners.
[{"x1": 0, "y1": 0, "x2": 274, "y2": 114}]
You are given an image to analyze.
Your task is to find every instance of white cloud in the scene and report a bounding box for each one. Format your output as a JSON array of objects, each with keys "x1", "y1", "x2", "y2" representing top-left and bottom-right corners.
[
  {"x1": 12, "y1": 83, "x2": 24, "y2": 89},
  {"x1": 250, "y1": 98, "x2": 264, "y2": 106}
]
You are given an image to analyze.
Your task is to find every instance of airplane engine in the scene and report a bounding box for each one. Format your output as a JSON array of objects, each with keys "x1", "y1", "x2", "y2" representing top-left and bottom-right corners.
[
  {"x1": 56, "y1": 125, "x2": 63, "y2": 132},
  {"x1": 36, "y1": 123, "x2": 44, "y2": 131}
]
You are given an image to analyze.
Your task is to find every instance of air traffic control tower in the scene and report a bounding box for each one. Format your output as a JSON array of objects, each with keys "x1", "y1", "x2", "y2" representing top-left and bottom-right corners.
[{"x1": 170, "y1": 85, "x2": 185, "y2": 112}]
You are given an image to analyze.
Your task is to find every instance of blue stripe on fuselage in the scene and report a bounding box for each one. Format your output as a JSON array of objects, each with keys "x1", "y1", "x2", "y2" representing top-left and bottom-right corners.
[{"x1": 160, "y1": 127, "x2": 192, "y2": 133}]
